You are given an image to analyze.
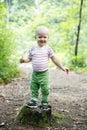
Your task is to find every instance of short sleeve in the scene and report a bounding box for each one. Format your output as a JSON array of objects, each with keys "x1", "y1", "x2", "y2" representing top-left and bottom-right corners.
[{"x1": 48, "y1": 46, "x2": 54, "y2": 58}]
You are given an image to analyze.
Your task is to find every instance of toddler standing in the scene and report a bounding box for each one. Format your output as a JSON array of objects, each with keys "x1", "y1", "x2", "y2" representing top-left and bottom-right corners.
[{"x1": 20, "y1": 26, "x2": 69, "y2": 110}]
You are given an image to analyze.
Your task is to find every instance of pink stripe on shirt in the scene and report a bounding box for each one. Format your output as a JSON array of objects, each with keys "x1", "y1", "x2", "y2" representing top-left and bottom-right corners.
[{"x1": 28, "y1": 45, "x2": 54, "y2": 71}]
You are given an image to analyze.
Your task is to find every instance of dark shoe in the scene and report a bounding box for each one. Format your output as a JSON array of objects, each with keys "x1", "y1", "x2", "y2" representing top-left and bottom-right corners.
[
  {"x1": 41, "y1": 101, "x2": 50, "y2": 110},
  {"x1": 26, "y1": 99, "x2": 37, "y2": 108}
]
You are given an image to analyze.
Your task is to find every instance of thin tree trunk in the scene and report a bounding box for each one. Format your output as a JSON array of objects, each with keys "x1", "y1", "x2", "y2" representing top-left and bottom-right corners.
[
  {"x1": 5, "y1": 0, "x2": 10, "y2": 28},
  {"x1": 75, "y1": 0, "x2": 83, "y2": 56},
  {"x1": 35, "y1": 0, "x2": 40, "y2": 11}
]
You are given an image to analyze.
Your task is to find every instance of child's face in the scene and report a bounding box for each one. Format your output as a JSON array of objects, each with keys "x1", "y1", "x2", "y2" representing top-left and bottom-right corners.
[{"x1": 35, "y1": 33, "x2": 49, "y2": 47}]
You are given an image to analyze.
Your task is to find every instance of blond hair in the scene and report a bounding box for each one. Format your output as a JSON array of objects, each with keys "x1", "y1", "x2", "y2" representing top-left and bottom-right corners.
[{"x1": 35, "y1": 26, "x2": 48, "y2": 35}]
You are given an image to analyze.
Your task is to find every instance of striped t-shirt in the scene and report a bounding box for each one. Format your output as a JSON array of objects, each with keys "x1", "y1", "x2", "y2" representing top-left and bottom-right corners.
[{"x1": 28, "y1": 45, "x2": 54, "y2": 72}]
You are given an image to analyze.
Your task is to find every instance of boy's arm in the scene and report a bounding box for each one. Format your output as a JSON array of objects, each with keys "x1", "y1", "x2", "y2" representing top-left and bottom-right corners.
[
  {"x1": 20, "y1": 58, "x2": 32, "y2": 63},
  {"x1": 51, "y1": 56, "x2": 69, "y2": 74}
]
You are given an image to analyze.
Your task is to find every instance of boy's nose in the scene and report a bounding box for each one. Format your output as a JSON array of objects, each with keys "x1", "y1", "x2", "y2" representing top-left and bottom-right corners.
[{"x1": 41, "y1": 38, "x2": 44, "y2": 40}]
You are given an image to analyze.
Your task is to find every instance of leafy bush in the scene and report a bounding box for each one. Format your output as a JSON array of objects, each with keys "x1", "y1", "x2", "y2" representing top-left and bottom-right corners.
[
  {"x1": 69, "y1": 55, "x2": 86, "y2": 68},
  {"x1": 0, "y1": 28, "x2": 19, "y2": 83},
  {"x1": 0, "y1": 2, "x2": 19, "y2": 83},
  {"x1": 61, "y1": 51, "x2": 87, "y2": 72}
]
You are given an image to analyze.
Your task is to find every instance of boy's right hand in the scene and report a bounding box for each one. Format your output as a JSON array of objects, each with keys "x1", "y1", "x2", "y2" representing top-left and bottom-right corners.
[{"x1": 20, "y1": 58, "x2": 25, "y2": 63}]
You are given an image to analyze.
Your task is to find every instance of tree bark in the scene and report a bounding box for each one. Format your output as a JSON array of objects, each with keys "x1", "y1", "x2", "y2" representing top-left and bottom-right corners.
[{"x1": 75, "y1": 0, "x2": 83, "y2": 56}]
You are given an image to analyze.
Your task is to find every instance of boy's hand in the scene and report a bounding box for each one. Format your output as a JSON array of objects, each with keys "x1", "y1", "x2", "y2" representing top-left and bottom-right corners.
[
  {"x1": 20, "y1": 58, "x2": 25, "y2": 63},
  {"x1": 63, "y1": 67, "x2": 69, "y2": 74},
  {"x1": 20, "y1": 58, "x2": 31, "y2": 63},
  {"x1": 51, "y1": 56, "x2": 69, "y2": 74}
]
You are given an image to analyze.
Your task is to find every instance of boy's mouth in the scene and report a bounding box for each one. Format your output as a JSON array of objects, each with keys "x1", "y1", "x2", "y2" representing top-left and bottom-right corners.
[{"x1": 39, "y1": 41, "x2": 46, "y2": 43}]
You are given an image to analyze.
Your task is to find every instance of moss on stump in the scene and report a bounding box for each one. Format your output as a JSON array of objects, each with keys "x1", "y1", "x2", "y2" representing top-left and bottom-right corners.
[
  {"x1": 16, "y1": 105, "x2": 73, "y2": 127},
  {"x1": 16, "y1": 105, "x2": 51, "y2": 127}
]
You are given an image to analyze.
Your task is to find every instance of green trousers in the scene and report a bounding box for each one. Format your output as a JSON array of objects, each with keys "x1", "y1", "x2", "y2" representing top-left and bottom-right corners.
[{"x1": 30, "y1": 70, "x2": 50, "y2": 102}]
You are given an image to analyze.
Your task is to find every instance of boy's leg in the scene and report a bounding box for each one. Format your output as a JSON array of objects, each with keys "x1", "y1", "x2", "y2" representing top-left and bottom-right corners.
[
  {"x1": 40, "y1": 71, "x2": 50, "y2": 110},
  {"x1": 30, "y1": 81, "x2": 40, "y2": 102},
  {"x1": 41, "y1": 82, "x2": 50, "y2": 103},
  {"x1": 41, "y1": 78, "x2": 50, "y2": 110},
  {"x1": 27, "y1": 71, "x2": 40, "y2": 108},
  {"x1": 40, "y1": 71, "x2": 50, "y2": 103}
]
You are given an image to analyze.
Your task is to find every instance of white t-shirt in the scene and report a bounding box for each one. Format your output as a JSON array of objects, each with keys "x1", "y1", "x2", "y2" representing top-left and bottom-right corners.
[{"x1": 28, "y1": 45, "x2": 54, "y2": 72}]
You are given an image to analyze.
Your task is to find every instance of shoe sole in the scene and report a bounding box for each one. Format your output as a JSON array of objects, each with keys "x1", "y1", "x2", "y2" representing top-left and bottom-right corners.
[
  {"x1": 42, "y1": 108, "x2": 50, "y2": 111},
  {"x1": 40, "y1": 107, "x2": 51, "y2": 111},
  {"x1": 26, "y1": 104, "x2": 38, "y2": 108}
]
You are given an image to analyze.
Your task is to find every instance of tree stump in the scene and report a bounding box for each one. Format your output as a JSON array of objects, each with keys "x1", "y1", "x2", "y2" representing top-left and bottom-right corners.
[{"x1": 16, "y1": 105, "x2": 52, "y2": 127}]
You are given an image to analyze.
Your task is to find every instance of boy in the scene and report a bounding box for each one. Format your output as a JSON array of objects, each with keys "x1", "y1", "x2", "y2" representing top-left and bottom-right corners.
[{"x1": 20, "y1": 26, "x2": 69, "y2": 110}]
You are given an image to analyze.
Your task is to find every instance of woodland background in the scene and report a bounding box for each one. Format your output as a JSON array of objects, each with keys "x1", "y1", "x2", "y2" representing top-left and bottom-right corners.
[{"x1": 0, "y1": 0, "x2": 87, "y2": 83}]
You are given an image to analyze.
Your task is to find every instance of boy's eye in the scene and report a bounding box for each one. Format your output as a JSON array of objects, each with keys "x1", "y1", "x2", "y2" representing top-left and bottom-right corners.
[
  {"x1": 38, "y1": 36, "x2": 42, "y2": 38},
  {"x1": 38, "y1": 36, "x2": 47, "y2": 38}
]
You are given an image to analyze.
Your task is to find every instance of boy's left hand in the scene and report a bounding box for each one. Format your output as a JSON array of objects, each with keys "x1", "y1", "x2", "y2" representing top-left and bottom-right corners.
[{"x1": 63, "y1": 67, "x2": 69, "y2": 74}]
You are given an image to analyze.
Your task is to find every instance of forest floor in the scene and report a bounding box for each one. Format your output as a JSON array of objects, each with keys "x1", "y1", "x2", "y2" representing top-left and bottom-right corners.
[{"x1": 0, "y1": 64, "x2": 87, "y2": 130}]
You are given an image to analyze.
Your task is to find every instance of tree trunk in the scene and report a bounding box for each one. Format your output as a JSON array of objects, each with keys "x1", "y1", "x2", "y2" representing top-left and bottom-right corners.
[
  {"x1": 35, "y1": 0, "x2": 40, "y2": 12},
  {"x1": 5, "y1": 0, "x2": 10, "y2": 28},
  {"x1": 75, "y1": 0, "x2": 83, "y2": 56}
]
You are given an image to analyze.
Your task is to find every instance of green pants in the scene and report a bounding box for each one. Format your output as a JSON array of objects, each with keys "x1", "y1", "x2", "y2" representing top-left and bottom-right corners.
[{"x1": 30, "y1": 70, "x2": 50, "y2": 102}]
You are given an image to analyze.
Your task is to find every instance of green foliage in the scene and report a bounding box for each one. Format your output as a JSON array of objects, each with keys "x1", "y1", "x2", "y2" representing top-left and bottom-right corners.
[
  {"x1": 0, "y1": 2, "x2": 19, "y2": 83},
  {"x1": 0, "y1": 2, "x2": 7, "y2": 26},
  {"x1": 69, "y1": 54, "x2": 87, "y2": 71},
  {"x1": 61, "y1": 44, "x2": 87, "y2": 71},
  {"x1": 68, "y1": 55, "x2": 86, "y2": 69}
]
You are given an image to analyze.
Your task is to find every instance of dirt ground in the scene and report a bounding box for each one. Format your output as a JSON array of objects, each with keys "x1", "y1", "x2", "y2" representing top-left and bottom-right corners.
[{"x1": 0, "y1": 64, "x2": 87, "y2": 130}]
